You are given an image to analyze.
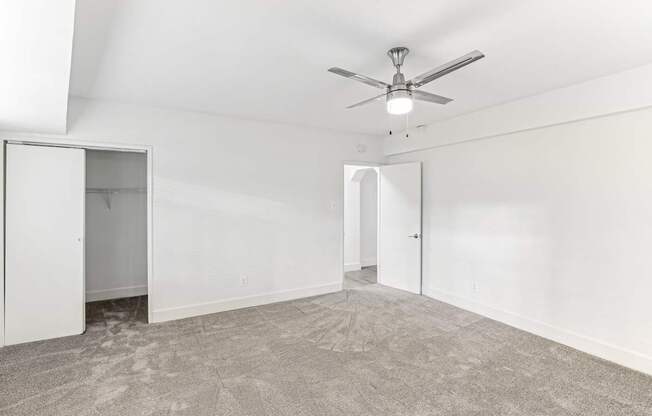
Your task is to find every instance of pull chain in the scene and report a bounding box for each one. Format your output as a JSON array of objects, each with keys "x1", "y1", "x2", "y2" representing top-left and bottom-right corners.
[{"x1": 405, "y1": 112, "x2": 409, "y2": 138}]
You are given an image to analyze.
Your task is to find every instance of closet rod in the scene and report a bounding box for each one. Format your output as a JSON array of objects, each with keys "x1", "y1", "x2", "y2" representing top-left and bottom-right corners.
[
  {"x1": 86, "y1": 187, "x2": 146, "y2": 210},
  {"x1": 86, "y1": 187, "x2": 146, "y2": 193}
]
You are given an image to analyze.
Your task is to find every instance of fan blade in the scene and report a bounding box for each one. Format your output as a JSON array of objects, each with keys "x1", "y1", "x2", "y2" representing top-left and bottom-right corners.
[
  {"x1": 346, "y1": 92, "x2": 388, "y2": 109},
  {"x1": 328, "y1": 67, "x2": 390, "y2": 89},
  {"x1": 408, "y1": 50, "x2": 484, "y2": 88},
  {"x1": 411, "y1": 90, "x2": 453, "y2": 105}
]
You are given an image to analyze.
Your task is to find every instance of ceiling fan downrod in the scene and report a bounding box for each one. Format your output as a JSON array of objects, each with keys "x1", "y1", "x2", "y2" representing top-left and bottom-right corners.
[{"x1": 388, "y1": 47, "x2": 409, "y2": 86}]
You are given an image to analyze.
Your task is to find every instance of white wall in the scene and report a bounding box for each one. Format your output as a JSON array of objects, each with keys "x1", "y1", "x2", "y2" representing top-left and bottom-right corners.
[
  {"x1": 85, "y1": 150, "x2": 147, "y2": 301},
  {"x1": 360, "y1": 169, "x2": 377, "y2": 267},
  {"x1": 0, "y1": 0, "x2": 76, "y2": 133},
  {"x1": 0, "y1": 97, "x2": 383, "y2": 327},
  {"x1": 388, "y1": 106, "x2": 652, "y2": 375}
]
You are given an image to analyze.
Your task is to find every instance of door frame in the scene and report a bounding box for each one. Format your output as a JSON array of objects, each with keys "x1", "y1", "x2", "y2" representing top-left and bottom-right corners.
[
  {"x1": 1, "y1": 137, "x2": 154, "y2": 346},
  {"x1": 341, "y1": 161, "x2": 382, "y2": 288}
]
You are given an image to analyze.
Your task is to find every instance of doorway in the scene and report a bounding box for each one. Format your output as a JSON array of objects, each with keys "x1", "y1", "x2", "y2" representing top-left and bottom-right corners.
[
  {"x1": 2, "y1": 139, "x2": 152, "y2": 346},
  {"x1": 342, "y1": 162, "x2": 423, "y2": 294},
  {"x1": 343, "y1": 165, "x2": 379, "y2": 289}
]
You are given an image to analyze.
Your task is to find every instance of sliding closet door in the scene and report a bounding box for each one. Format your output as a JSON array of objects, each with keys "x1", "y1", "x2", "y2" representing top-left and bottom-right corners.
[{"x1": 5, "y1": 144, "x2": 85, "y2": 345}]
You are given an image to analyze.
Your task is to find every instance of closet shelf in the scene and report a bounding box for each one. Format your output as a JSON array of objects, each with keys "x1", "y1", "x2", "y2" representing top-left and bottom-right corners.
[{"x1": 86, "y1": 187, "x2": 146, "y2": 209}]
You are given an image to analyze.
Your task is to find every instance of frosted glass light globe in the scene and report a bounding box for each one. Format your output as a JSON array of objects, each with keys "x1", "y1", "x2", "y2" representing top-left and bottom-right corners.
[{"x1": 386, "y1": 96, "x2": 413, "y2": 115}]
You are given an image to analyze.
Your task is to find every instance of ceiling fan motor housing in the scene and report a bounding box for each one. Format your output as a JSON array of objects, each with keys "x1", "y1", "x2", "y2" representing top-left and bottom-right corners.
[
  {"x1": 386, "y1": 88, "x2": 412, "y2": 103},
  {"x1": 389, "y1": 73, "x2": 411, "y2": 102}
]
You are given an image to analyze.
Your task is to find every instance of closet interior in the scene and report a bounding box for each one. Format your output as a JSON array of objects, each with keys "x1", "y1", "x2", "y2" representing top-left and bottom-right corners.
[{"x1": 85, "y1": 149, "x2": 148, "y2": 327}]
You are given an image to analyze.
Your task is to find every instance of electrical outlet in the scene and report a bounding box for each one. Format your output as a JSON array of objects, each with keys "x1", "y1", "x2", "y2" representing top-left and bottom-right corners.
[{"x1": 240, "y1": 276, "x2": 248, "y2": 286}]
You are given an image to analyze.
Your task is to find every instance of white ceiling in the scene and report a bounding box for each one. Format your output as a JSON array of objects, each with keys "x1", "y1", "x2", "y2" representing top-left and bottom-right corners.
[{"x1": 70, "y1": 0, "x2": 652, "y2": 136}]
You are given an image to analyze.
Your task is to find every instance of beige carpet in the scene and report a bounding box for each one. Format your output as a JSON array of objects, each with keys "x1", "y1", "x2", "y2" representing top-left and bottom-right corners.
[
  {"x1": 343, "y1": 267, "x2": 377, "y2": 289},
  {"x1": 1, "y1": 283, "x2": 651, "y2": 415}
]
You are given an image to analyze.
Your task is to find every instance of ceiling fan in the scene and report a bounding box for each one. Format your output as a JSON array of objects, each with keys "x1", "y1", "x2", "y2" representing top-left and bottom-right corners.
[{"x1": 328, "y1": 47, "x2": 484, "y2": 115}]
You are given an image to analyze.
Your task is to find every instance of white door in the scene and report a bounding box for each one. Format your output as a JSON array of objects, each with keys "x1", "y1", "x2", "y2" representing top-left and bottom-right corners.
[
  {"x1": 5, "y1": 144, "x2": 86, "y2": 345},
  {"x1": 378, "y1": 162, "x2": 422, "y2": 294}
]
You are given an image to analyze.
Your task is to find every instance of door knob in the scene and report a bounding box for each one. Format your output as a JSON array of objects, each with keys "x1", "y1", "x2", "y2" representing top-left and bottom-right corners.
[{"x1": 408, "y1": 233, "x2": 420, "y2": 239}]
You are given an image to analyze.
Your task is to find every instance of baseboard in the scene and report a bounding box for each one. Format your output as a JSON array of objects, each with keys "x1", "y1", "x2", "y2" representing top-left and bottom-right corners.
[
  {"x1": 152, "y1": 281, "x2": 342, "y2": 323},
  {"x1": 86, "y1": 285, "x2": 148, "y2": 302},
  {"x1": 344, "y1": 263, "x2": 361, "y2": 272},
  {"x1": 425, "y1": 287, "x2": 652, "y2": 376},
  {"x1": 360, "y1": 258, "x2": 377, "y2": 268}
]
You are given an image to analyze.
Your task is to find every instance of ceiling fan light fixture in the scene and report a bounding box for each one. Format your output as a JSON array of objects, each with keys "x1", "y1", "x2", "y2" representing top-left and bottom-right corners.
[{"x1": 386, "y1": 90, "x2": 413, "y2": 115}]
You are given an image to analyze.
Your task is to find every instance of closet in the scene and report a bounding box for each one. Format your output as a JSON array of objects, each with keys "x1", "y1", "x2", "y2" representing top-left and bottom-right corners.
[
  {"x1": 85, "y1": 150, "x2": 147, "y2": 303},
  {"x1": 4, "y1": 143, "x2": 148, "y2": 345}
]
